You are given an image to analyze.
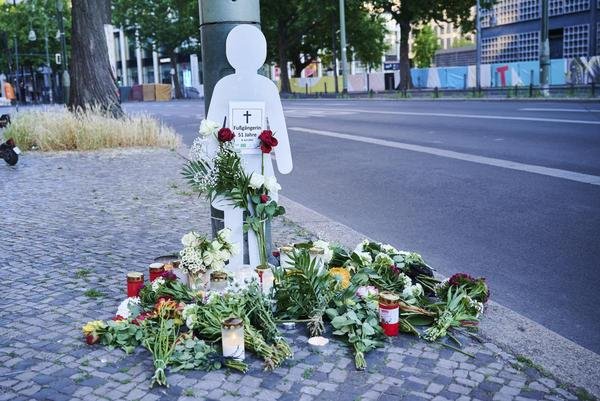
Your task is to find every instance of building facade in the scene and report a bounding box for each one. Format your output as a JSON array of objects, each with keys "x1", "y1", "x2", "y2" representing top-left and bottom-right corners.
[
  {"x1": 106, "y1": 27, "x2": 202, "y2": 94},
  {"x1": 480, "y1": 0, "x2": 599, "y2": 63}
]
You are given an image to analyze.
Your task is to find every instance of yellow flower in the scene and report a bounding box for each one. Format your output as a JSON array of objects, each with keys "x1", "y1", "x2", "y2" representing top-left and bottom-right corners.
[
  {"x1": 329, "y1": 267, "x2": 351, "y2": 289},
  {"x1": 82, "y1": 320, "x2": 106, "y2": 335}
]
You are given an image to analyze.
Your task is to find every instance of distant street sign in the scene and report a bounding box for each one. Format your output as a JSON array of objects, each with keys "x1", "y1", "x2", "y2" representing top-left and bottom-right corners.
[
  {"x1": 55, "y1": 53, "x2": 62, "y2": 65},
  {"x1": 384, "y1": 62, "x2": 400, "y2": 71}
]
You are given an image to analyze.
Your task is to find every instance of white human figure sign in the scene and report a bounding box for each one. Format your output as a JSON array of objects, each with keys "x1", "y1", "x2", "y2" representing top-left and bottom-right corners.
[{"x1": 206, "y1": 24, "x2": 293, "y2": 271}]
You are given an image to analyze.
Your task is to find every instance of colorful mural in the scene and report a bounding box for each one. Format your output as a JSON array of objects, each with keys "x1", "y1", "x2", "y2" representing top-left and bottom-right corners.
[{"x1": 285, "y1": 56, "x2": 600, "y2": 92}]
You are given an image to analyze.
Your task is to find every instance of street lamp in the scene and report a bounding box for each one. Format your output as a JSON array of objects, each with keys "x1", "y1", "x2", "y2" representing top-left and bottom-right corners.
[
  {"x1": 55, "y1": 0, "x2": 69, "y2": 103},
  {"x1": 28, "y1": 28, "x2": 36, "y2": 42}
]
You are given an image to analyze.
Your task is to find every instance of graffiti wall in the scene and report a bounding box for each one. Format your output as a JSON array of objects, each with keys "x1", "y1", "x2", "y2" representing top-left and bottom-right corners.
[{"x1": 285, "y1": 56, "x2": 600, "y2": 92}]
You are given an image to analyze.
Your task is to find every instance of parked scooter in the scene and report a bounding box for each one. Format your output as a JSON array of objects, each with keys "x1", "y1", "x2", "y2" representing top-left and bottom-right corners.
[
  {"x1": 0, "y1": 114, "x2": 20, "y2": 166},
  {"x1": 0, "y1": 138, "x2": 20, "y2": 166}
]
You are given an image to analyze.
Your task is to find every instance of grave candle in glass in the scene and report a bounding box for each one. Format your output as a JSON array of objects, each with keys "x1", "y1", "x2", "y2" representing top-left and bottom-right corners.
[
  {"x1": 210, "y1": 271, "x2": 228, "y2": 292},
  {"x1": 309, "y1": 246, "x2": 325, "y2": 271},
  {"x1": 261, "y1": 267, "x2": 274, "y2": 295},
  {"x1": 126, "y1": 272, "x2": 144, "y2": 297},
  {"x1": 221, "y1": 317, "x2": 245, "y2": 360},
  {"x1": 149, "y1": 263, "x2": 165, "y2": 282},
  {"x1": 279, "y1": 245, "x2": 294, "y2": 268},
  {"x1": 379, "y1": 291, "x2": 400, "y2": 336}
]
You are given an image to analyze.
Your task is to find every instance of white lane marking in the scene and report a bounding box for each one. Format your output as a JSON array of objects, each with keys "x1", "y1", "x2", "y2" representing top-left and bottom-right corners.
[
  {"x1": 520, "y1": 108, "x2": 600, "y2": 113},
  {"x1": 289, "y1": 126, "x2": 600, "y2": 186},
  {"x1": 291, "y1": 107, "x2": 600, "y2": 125}
]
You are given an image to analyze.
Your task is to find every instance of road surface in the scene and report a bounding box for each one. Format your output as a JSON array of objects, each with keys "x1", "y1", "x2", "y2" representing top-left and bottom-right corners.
[{"x1": 123, "y1": 99, "x2": 600, "y2": 354}]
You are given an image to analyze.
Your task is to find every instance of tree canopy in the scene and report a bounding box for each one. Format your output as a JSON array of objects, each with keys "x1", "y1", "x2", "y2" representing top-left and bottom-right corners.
[
  {"x1": 370, "y1": 0, "x2": 493, "y2": 89},
  {"x1": 261, "y1": 0, "x2": 388, "y2": 93},
  {"x1": 0, "y1": 0, "x2": 71, "y2": 73},
  {"x1": 112, "y1": 0, "x2": 200, "y2": 98},
  {"x1": 412, "y1": 25, "x2": 439, "y2": 68}
]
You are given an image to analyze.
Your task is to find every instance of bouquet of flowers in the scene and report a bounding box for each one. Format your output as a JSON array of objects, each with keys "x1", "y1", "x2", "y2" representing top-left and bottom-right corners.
[{"x1": 179, "y1": 228, "x2": 238, "y2": 289}]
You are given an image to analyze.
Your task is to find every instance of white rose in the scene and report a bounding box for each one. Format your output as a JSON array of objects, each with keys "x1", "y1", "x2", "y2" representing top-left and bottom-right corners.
[
  {"x1": 181, "y1": 232, "x2": 197, "y2": 247},
  {"x1": 382, "y1": 244, "x2": 399, "y2": 255},
  {"x1": 217, "y1": 228, "x2": 231, "y2": 242},
  {"x1": 249, "y1": 173, "x2": 265, "y2": 189},
  {"x1": 210, "y1": 240, "x2": 223, "y2": 251},
  {"x1": 199, "y1": 119, "x2": 220, "y2": 138},
  {"x1": 263, "y1": 176, "x2": 282, "y2": 194}
]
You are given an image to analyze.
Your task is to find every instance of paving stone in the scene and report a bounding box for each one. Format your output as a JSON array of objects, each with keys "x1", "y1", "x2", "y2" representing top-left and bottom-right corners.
[{"x1": 0, "y1": 149, "x2": 592, "y2": 401}]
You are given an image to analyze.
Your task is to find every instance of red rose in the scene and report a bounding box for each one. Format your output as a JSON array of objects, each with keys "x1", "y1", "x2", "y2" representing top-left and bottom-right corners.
[
  {"x1": 217, "y1": 128, "x2": 235, "y2": 143},
  {"x1": 86, "y1": 334, "x2": 99, "y2": 345},
  {"x1": 258, "y1": 130, "x2": 278, "y2": 154},
  {"x1": 113, "y1": 315, "x2": 125, "y2": 321},
  {"x1": 260, "y1": 194, "x2": 269, "y2": 203}
]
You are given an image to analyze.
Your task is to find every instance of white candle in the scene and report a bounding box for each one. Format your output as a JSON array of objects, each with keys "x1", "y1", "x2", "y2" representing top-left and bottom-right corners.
[{"x1": 221, "y1": 318, "x2": 245, "y2": 360}]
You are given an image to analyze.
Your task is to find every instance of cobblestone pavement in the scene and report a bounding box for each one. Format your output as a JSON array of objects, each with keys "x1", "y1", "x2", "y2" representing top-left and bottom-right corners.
[{"x1": 0, "y1": 149, "x2": 592, "y2": 401}]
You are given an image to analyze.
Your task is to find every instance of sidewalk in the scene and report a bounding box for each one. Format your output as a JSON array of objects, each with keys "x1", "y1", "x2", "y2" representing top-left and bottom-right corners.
[{"x1": 0, "y1": 149, "x2": 596, "y2": 401}]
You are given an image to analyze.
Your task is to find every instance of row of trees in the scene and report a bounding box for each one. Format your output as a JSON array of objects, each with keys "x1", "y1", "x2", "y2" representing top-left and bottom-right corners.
[{"x1": 3, "y1": 0, "x2": 488, "y2": 115}]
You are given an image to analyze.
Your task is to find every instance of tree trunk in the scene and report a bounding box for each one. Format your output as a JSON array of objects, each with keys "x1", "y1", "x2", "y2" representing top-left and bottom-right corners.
[
  {"x1": 277, "y1": 23, "x2": 291, "y2": 94},
  {"x1": 292, "y1": 56, "x2": 314, "y2": 78},
  {"x1": 170, "y1": 54, "x2": 184, "y2": 99},
  {"x1": 69, "y1": 0, "x2": 123, "y2": 118},
  {"x1": 399, "y1": 19, "x2": 413, "y2": 91}
]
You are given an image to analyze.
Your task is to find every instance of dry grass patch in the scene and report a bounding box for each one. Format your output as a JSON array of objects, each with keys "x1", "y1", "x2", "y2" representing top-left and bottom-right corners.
[{"x1": 3, "y1": 107, "x2": 181, "y2": 151}]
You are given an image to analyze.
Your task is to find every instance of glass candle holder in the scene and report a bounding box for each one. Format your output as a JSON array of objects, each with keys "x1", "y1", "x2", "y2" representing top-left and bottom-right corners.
[
  {"x1": 210, "y1": 271, "x2": 228, "y2": 292},
  {"x1": 221, "y1": 317, "x2": 245, "y2": 360},
  {"x1": 309, "y1": 246, "x2": 326, "y2": 271},
  {"x1": 279, "y1": 245, "x2": 294, "y2": 268},
  {"x1": 261, "y1": 267, "x2": 274, "y2": 295},
  {"x1": 149, "y1": 263, "x2": 165, "y2": 282},
  {"x1": 126, "y1": 272, "x2": 144, "y2": 297},
  {"x1": 379, "y1": 291, "x2": 400, "y2": 336}
]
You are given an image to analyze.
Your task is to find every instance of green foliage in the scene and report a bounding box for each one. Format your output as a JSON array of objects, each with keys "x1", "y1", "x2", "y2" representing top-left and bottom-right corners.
[
  {"x1": 326, "y1": 291, "x2": 385, "y2": 370},
  {"x1": 260, "y1": 0, "x2": 388, "y2": 89},
  {"x1": 451, "y1": 37, "x2": 475, "y2": 48},
  {"x1": 101, "y1": 320, "x2": 143, "y2": 354},
  {"x1": 413, "y1": 25, "x2": 439, "y2": 68},
  {"x1": 273, "y1": 249, "x2": 338, "y2": 336},
  {"x1": 84, "y1": 289, "x2": 104, "y2": 298},
  {"x1": 112, "y1": 0, "x2": 199, "y2": 55},
  {"x1": 170, "y1": 333, "x2": 247, "y2": 373},
  {"x1": 0, "y1": 0, "x2": 71, "y2": 70},
  {"x1": 182, "y1": 145, "x2": 249, "y2": 209}
]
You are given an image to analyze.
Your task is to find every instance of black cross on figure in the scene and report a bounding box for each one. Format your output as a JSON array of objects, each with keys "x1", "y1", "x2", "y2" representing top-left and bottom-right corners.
[{"x1": 243, "y1": 110, "x2": 252, "y2": 124}]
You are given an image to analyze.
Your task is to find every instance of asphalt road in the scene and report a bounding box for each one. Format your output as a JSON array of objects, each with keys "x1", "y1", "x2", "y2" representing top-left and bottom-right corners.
[{"x1": 123, "y1": 99, "x2": 600, "y2": 354}]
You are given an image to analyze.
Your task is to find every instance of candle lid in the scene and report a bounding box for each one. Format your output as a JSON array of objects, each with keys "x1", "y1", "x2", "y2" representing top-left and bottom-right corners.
[
  {"x1": 309, "y1": 246, "x2": 325, "y2": 255},
  {"x1": 149, "y1": 262, "x2": 165, "y2": 271},
  {"x1": 222, "y1": 317, "x2": 243, "y2": 329},
  {"x1": 210, "y1": 271, "x2": 228, "y2": 281},
  {"x1": 379, "y1": 291, "x2": 400, "y2": 305},
  {"x1": 127, "y1": 271, "x2": 143, "y2": 281}
]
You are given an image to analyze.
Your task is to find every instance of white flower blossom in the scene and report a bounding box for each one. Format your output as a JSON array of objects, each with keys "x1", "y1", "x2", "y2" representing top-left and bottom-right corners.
[
  {"x1": 116, "y1": 297, "x2": 140, "y2": 319},
  {"x1": 199, "y1": 119, "x2": 220, "y2": 138},
  {"x1": 249, "y1": 173, "x2": 265, "y2": 189},
  {"x1": 381, "y1": 244, "x2": 399, "y2": 255},
  {"x1": 181, "y1": 232, "x2": 197, "y2": 247},
  {"x1": 374, "y1": 253, "x2": 394, "y2": 267},
  {"x1": 355, "y1": 251, "x2": 372, "y2": 265},
  {"x1": 313, "y1": 240, "x2": 333, "y2": 264},
  {"x1": 151, "y1": 277, "x2": 165, "y2": 292},
  {"x1": 263, "y1": 176, "x2": 281, "y2": 194},
  {"x1": 217, "y1": 228, "x2": 231, "y2": 242}
]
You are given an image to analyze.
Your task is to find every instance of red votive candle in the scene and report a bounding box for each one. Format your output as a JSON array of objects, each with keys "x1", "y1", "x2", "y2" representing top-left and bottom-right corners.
[
  {"x1": 149, "y1": 263, "x2": 165, "y2": 282},
  {"x1": 126, "y1": 272, "x2": 144, "y2": 297},
  {"x1": 379, "y1": 291, "x2": 400, "y2": 336}
]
